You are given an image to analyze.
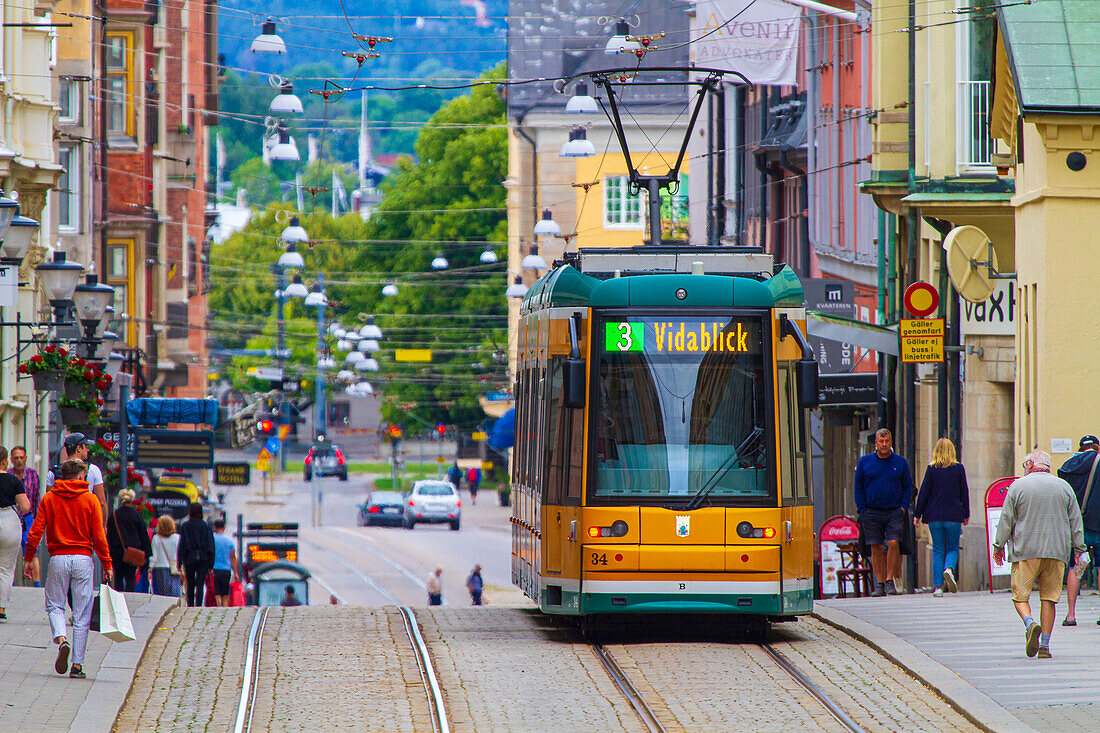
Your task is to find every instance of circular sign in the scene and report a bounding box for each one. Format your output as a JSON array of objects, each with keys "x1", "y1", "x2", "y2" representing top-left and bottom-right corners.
[
  {"x1": 675, "y1": 288, "x2": 687, "y2": 300},
  {"x1": 903, "y1": 281, "x2": 940, "y2": 318}
]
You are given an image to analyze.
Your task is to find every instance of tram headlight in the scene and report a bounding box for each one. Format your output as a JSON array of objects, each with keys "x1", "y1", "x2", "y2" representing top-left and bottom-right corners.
[{"x1": 736, "y1": 521, "x2": 776, "y2": 539}]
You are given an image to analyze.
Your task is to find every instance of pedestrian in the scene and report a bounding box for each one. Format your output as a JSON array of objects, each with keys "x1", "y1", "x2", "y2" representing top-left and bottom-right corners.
[
  {"x1": 22, "y1": 459, "x2": 113, "y2": 678},
  {"x1": 1057, "y1": 434, "x2": 1100, "y2": 626},
  {"x1": 993, "y1": 449, "x2": 1085, "y2": 659},
  {"x1": 427, "y1": 566, "x2": 443, "y2": 606},
  {"x1": 280, "y1": 584, "x2": 302, "y2": 607},
  {"x1": 9, "y1": 445, "x2": 42, "y2": 587},
  {"x1": 106, "y1": 488, "x2": 152, "y2": 593},
  {"x1": 446, "y1": 462, "x2": 462, "y2": 489},
  {"x1": 150, "y1": 515, "x2": 181, "y2": 598},
  {"x1": 466, "y1": 564, "x2": 484, "y2": 605},
  {"x1": 176, "y1": 502, "x2": 214, "y2": 607},
  {"x1": 466, "y1": 466, "x2": 481, "y2": 505},
  {"x1": 211, "y1": 517, "x2": 239, "y2": 607},
  {"x1": 0, "y1": 447, "x2": 31, "y2": 621},
  {"x1": 853, "y1": 428, "x2": 915, "y2": 596},
  {"x1": 914, "y1": 437, "x2": 970, "y2": 596}
]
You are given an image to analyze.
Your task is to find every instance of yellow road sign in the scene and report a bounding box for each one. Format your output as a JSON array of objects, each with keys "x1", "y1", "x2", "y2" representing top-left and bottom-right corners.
[
  {"x1": 278, "y1": 424, "x2": 291, "y2": 440},
  {"x1": 481, "y1": 461, "x2": 494, "y2": 471},
  {"x1": 436, "y1": 456, "x2": 446, "y2": 463},
  {"x1": 472, "y1": 431, "x2": 488, "y2": 441},
  {"x1": 900, "y1": 318, "x2": 944, "y2": 363},
  {"x1": 256, "y1": 454, "x2": 271, "y2": 472},
  {"x1": 395, "y1": 349, "x2": 432, "y2": 362}
]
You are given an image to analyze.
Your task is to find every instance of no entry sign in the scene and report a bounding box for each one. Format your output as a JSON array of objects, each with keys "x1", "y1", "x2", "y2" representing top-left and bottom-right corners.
[{"x1": 904, "y1": 281, "x2": 940, "y2": 318}]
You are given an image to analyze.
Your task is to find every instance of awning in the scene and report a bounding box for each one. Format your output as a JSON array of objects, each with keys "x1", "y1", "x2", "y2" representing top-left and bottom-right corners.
[
  {"x1": 807, "y1": 311, "x2": 899, "y2": 357},
  {"x1": 488, "y1": 408, "x2": 515, "y2": 451}
]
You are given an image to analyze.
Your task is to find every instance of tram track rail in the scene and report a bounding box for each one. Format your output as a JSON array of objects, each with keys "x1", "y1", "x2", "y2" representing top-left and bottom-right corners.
[
  {"x1": 399, "y1": 605, "x2": 450, "y2": 733},
  {"x1": 592, "y1": 644, "x2": 667, "y2": 733},
  {"x1": 233, "y1": 607, "x2": 270, "y2": 733},
  {"x1": 760, "y1": 642, "x2": 865, "y2": 733}
]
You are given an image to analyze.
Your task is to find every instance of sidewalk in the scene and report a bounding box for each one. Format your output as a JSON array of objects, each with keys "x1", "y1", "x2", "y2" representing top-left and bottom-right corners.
[
  {"x1": 817, "y1": 590, "x2": 1100, "y2": 733},
  {"x1": 0, "y1": 585, "x2": 176, "y2": 732}
]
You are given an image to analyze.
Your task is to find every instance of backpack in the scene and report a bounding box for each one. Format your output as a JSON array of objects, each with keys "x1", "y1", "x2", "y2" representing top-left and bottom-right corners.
[{"x1": 466, "y1": 467, "x2": 478, "y2": 484}]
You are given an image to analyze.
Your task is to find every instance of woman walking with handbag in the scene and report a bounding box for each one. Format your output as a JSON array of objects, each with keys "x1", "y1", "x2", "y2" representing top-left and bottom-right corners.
[
  {"x1": 150, "y1": 515, "x2": 181, "y2": 597},
  {"x1": 914, "y1": 437, "x2": 970, "y2": 596},
  {"x1": 106, "y1": 488, "x2": 152, "y2": 592}
]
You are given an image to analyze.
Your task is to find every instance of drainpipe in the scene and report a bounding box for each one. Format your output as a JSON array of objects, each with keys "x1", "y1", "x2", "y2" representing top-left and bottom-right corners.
[
  {"x1": 904, "y1": 0, "x2": 919, "y2": 593},
  {"x1": 714, "y1": 86, "x2": 727, "y2": 244},
  {"x1": 778, "y1": 147, "x2": 809, "y2": 277}
]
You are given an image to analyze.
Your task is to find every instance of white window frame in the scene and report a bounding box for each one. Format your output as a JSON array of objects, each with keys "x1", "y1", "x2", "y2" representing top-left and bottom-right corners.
[
  {"x1": 58, "y1": 77, "x2": 79, "y2": 123},
  {"x1": 603, "y1": 175, "x2": 644, "y2": 230},
  {"x1": 57, "y1": 146, "x2": 79, "y2": 233}
]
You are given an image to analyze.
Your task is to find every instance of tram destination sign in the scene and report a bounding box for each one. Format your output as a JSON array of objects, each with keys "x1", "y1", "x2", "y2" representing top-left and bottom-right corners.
[{"x1": 604, "y1": 318, "x2": 761, "y2": 355}]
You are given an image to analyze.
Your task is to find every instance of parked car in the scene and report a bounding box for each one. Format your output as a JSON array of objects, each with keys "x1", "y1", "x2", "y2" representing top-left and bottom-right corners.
[
  {"x1": 304, "y1": 442, "x2": 348, "y2": 481},
  {"x1": 357, "y1": 491, "x2": 406, "y2": 527},
  {"x1": 404, "y1": 480, "x2": 461, "y2": 530}
]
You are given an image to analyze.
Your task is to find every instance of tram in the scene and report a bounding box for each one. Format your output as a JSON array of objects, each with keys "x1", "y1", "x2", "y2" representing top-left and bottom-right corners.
[{"x1": 510, "y1": 248, "x2": 818, "y2": 620}]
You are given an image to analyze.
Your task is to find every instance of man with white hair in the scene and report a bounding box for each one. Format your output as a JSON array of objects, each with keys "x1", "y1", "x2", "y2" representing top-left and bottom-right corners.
[{"x1": 993, "y1": 449, "x2": 1085, "y2": 659}]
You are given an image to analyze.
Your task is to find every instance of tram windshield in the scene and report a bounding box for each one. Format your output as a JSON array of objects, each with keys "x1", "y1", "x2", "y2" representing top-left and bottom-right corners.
[{"x1": 593, "y1": 313, "x2": 771, "y2": 503}]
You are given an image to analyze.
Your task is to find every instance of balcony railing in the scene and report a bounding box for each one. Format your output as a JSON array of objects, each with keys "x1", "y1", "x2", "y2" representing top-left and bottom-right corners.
[{"x1": 958, "y1": 80, "x2": 995, "y2": 170}]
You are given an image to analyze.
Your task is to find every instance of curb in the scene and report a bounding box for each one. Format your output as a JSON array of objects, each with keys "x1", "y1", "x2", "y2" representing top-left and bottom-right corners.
[
  {"x1": 812, "y1": 606, "x2": 1038, "y2": 733},
  {"x1": 71, "y1": 593, "x2": 178, "y2": 732}
]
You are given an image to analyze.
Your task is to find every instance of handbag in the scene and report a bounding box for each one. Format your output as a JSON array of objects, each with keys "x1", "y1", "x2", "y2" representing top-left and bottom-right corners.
[
  {"x1": 1082, "y1": 452, "x2": 1100, "y2": 512},
  {"x1": 115, "y1": 511, "x2": 146, "y2": 567},
  {"x1": 98, "y1": 585, "x2": 136, "y2": 642}
]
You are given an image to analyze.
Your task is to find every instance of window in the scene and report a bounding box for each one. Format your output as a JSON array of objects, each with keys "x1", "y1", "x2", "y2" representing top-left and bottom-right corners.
[
  {"x1": 328, "y1": 402, "x2": 350, "y2": 426},
  {"x1": 106, "y1": 239, "x2": 134, "y2": 343},
  {"x1": 57, "y1": 147, "x2": 79, "y2": 232},
  {"x1": 603, "y1": 175, "x2": 643, "y2": 229},
  {"x1": 106, "y1": 32, "x2": 135, "y2": 138},
  {"x1": 58, "y1": 77, "x2": 79, "y2": 123}
]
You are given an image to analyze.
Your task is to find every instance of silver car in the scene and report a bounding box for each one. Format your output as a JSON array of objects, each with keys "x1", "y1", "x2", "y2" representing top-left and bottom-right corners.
[{"x1": 404, "y1": 480, "x2": 462, "y2": 531}]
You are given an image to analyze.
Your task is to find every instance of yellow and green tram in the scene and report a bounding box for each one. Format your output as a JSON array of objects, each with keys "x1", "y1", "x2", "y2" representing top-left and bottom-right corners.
[{"x1": 510, "y1": 250, "x2": 818, "y2": 620}]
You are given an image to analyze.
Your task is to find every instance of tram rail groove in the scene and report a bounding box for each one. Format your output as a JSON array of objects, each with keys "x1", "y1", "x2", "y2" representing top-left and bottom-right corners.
[
  {"x1": 399, "y1": 605, "x2": 450, "y2": 733},
  {"x1": 593, "y1": 644, "x2": 667, "y2": 733},
  {"x1": 234, "y1": 607, "x2": 270, "y2": 733},
  {"x1": 761, "y1": 642, "x2": 865, "y2": 733}
]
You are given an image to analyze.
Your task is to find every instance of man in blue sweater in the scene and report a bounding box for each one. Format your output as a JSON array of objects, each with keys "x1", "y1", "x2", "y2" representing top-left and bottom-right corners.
[{"x1": 854, "y1": 428, "x2": 915, "y2": 596}]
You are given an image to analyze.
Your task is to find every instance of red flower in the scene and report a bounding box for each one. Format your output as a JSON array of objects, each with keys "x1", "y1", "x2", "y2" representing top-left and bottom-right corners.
[
  {"x1": 95, "y1": 398, "x2": 104, "y2": 406},
  {"x1": 73, "y1": 358, "x2": 85, "y2": 367},
  {"x1": 96, "y1": 380, "x2": 108, "y2": 390},
  {"x1": 30, "y1": 355, "x2": 42, "y2": 364},
  {"x1": 44, "y1": 345, "x2": 55, "y2": 354},
  {"x1": 84, "y1": 370, "x2": 94, "y2": 380},
  {"x1": 57, "y1": 347, "x2": 67, "y2": 357},
  {"x1": 102, "y1": 374, "x2": 114, "y2": 384},
  {"x1": 18, "y1": 364, "x2": 27, "y2": 374}
]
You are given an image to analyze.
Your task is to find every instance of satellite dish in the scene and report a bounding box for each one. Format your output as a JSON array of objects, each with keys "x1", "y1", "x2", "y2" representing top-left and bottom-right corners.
[{"x1": 943, "y1": 225, "x2": 997, "y2": 303}]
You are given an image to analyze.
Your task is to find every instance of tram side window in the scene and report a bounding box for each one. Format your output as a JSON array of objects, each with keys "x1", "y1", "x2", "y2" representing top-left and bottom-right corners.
[
  {"x1": 526, "y1": 367, "x2": 538, "y2": 489},
  {"x1": 545, "y1": 361, "x2": 565, "y2": 504},
  {"x1": 790, "y1": 365, "x2": 810, "y2": 503},
  {"x1": 566, "y1": 401, "x2": 584, "y2": 502},
  {"x1": 778, "y1": 364, "x2": 811, "y2": 505},
  {"x1": 533, "y1": 366, "x2": 547, "y2": 501}
]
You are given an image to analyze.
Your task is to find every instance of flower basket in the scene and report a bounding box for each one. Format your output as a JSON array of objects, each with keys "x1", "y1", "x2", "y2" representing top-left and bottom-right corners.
[
  {"x1": 31, "y1": 369, "x2": 65, "y2": 392},
  {"x1": 65, "y1": 380, "x2": 93, "y2": 400},
  {"x1": 59, "y1": 406, "x2": 92, "y2": 425}
]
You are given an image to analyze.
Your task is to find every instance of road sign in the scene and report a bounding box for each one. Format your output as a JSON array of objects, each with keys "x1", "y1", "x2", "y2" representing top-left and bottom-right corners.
[
  {"x1": 436, "y1": 456, "x2": 446, "y2": 463},
  {"x1": 278, "y1": 424, "x2": 291, "y2": 440},
  {"x1": 264, "y1": 436, "x2": 281, "y2": 455},
  {"x1": 256, "y1": 451, "x2": 271, "y2": 472},
  {"x1": 472, "y1": 431, "x2": 488, "y2": 441},
  {"x1": 900, "y1": 318, "x2": 944, "y2": 363},
  {"x1": 132, "y1": 428, "x2": 215, "y2": 469},
  {"x1": 903, "y1": 281, "x2": 940, "y2": 318},
  {"x1": 214, "y1": 462, "x2": 251, "y2": 486},
  {"x1": 395, "y1": 349, "x2": 432, "y2": 362}
]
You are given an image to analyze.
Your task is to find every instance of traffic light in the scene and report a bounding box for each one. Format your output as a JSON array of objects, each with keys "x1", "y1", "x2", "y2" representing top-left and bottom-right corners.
[
  {"x1": 259, "y1": 419, "x2": 274, "y2": 434},
  {"x1": 435, "y1": 423, "x2": 446, "y2": 436},
  {"x1": 388, "y1": 425, "x2": 402, "y2": 440}
]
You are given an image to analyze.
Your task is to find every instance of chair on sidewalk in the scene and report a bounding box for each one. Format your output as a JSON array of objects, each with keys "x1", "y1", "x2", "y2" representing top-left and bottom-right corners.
[{"x1": 835, "y1": 542, "x2": 873, "y2": 598}]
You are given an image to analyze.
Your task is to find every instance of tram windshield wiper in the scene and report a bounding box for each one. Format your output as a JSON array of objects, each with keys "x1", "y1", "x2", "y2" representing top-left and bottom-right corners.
[{"x1": 684, "y1": 426, "x2": 764, "y2": 511}]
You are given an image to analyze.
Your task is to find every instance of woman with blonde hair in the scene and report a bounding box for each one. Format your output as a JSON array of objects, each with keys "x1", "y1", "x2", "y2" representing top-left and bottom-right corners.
[
  {"x1": 106, "y1": 488, "x2": 152, "y2": 592},
  {"x1": 914, "y1": 437, "x2": 971, "y2": 596},
  {"x1": 150, "y1": 514, "x2": 181, "y2": 597}
]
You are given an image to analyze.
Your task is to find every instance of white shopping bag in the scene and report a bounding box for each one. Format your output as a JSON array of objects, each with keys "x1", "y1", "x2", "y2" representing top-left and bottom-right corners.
[{"x1": 99, "y1": 585, "x2": 136, "y2": 642}]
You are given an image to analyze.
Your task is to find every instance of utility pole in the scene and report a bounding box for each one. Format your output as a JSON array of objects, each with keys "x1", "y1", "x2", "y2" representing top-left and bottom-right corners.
[
  {"x1": 314, "y1": 271, "x2": 326, "y2": 441},
  {"x1": 275, "y1": 265, "x2": 288, "y2": 472}
]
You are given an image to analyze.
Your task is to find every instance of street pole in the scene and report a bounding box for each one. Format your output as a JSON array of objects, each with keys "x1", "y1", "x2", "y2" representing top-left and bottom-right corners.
[
  {"x1": 314, "y1": 272, "x2": 326, "y2": 441},
  {"x1": 275, "y1": 266, "x2": 288, "y2": 472}
]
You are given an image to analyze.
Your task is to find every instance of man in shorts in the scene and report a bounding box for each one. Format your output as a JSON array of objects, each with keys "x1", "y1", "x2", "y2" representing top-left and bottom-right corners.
[
  {"x1": 853, "y1": 428, "x2": 914, "y2": 596},
  {"x1": 993, "y1": 449, "x2": 1085, "y2": 659}
]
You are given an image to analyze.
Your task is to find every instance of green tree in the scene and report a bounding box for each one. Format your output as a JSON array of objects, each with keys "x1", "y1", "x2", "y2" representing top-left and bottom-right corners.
[{"x1": 229, "y1": 157, "x2": 282, "y2": 207}]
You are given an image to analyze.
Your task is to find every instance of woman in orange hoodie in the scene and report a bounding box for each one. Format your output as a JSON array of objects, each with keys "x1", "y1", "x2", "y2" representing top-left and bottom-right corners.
[{"x1": 23, "y1": 459, "x2": 112, "y2": 679}]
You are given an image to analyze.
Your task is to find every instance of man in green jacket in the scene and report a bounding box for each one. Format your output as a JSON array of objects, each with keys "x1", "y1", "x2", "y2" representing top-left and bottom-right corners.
[{"x1": 993, "y1": 449, "x2": 1085, "y2": 659}]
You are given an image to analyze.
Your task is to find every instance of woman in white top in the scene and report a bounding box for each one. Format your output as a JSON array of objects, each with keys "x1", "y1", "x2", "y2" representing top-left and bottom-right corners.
[{"x1": 150, "y1": 514, "x2": 181, "y2": 597}]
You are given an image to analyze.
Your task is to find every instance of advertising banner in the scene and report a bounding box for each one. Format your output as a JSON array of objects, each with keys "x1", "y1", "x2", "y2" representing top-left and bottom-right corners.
[
  {"x1": 692, "y1": 0, "x2": 801, "y2": 86},
  {"x1": 818, "y1": 515, "x2": 860, "y2": 597}
]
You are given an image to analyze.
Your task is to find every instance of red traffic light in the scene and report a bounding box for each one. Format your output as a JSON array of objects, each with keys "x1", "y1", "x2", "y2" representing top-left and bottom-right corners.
[
  {"x1": 259, "y1": 419, "x2": 274, "y2": 433},
  {"x1": 436, "y1": 423, "x2": 446, "y2": 436},
  {"x1": 388, "y1": 425, "x2": 402, "y2": 439}
]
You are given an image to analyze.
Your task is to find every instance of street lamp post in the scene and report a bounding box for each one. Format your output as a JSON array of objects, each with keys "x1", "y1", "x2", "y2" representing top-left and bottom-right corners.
[
  {"x1": 313, "y1": 273, "x2": 327, "y2": 441},
  {"x1": 273, "y1": 265, "x2": 288, "y2": 471}
]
